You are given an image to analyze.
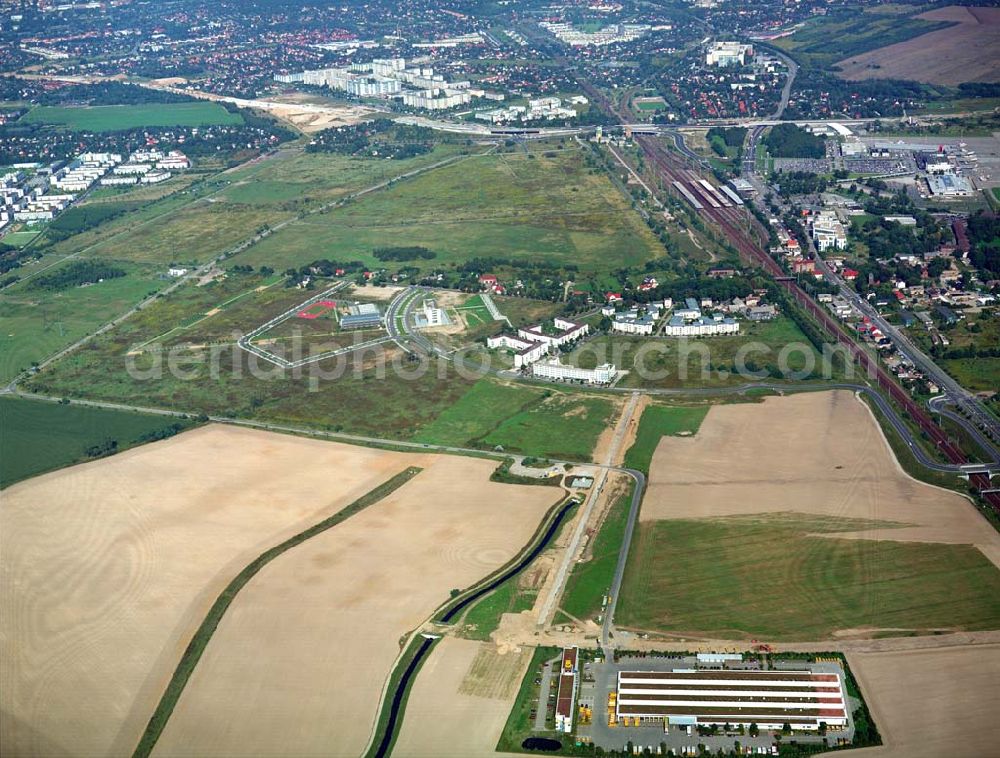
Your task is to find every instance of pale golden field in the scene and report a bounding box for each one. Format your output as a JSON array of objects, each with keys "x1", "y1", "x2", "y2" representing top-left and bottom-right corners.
[
  {"x1": 0, "y1": 425, "x2": 557, "y2": 758},
  {"x1": 836, "y1": 6, "x2": 1000, "y2": 85},
  {"x1": 642, "y1": 390, "x2": 1000, "y2": 567},
  {"x1": 838, "y1": 644, "x2": 1000, "y2": 758},
  {"x1": 393, "y1": 638, "x2": 531, "y2": 758},
  {"x1": 150, "y1": 456, "x2": 558, "y2": 758}
]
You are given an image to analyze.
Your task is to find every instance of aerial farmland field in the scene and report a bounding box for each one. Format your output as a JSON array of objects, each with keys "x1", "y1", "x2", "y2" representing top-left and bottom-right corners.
[
  {"x1": 0, "y1": 425, "x2": 434, "y2": 757},
  {"x1": 147, "y1": 452, "x2": 559, "y2": 758},
  {"x1": 619, "y1": 390, "x2": 1000, "y2": 640}
]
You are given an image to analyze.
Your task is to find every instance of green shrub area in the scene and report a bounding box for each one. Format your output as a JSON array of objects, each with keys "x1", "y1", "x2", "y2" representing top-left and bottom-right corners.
[
  {"x1": 764, "y1": 124, "x2": 825, "y2": 158},
  {"x1": 30, "y1": 259, "x2": 126, "y2": 291},
  {"x1": 618, "y1": 514, "x2": 1000, "y2": 640},
  {"x1": 45, "y1": 202, "x2": 139, "y2": 242},
  {"x1": 0, "y1": 396, "x2": 197, "y2": 487}
]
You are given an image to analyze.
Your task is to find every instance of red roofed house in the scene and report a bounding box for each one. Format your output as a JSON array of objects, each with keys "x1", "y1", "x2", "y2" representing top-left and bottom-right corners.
[{"x1": 842, "y1": 268, "x2": 859, "y2": 281}]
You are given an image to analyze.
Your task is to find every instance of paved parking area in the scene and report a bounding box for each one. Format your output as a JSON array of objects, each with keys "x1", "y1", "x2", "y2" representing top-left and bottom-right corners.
[{"x1": 576, "y1": 655, "x2": 856, "y2": 754}]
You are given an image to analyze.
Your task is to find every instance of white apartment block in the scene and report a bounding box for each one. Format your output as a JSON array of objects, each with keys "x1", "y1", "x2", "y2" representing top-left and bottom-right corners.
[
  {"x1": 663, "y1": 316, "x2": 739, "y2": 337},
  {"x1": 811, "y1": 212, "x2": 847, "y2": 252},
  {"x1": 706, "y1": 41, "x2": 754, "y2": 66},
  {"x1": 531, "y1": 359, "x2": 616, "y2": 385}
]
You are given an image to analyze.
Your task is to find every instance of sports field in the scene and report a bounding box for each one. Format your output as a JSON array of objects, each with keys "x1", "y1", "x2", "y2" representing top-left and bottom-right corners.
[
  {"x1": 150, "y1": 454, "x2": 558, "y2": 758},
  {"x1": 21, "y1": 102, "x2": 243, "y2": 131},
  {"x1": 394, "y1": 638, "x2": 532, "y2": 758},
  {"x1": 1, "y1": 230, "x2": 42, "y2": 247},
  {"x1": 847, "y1": 644, "x2": 1000, "y2": 757},
  {"x1": 0, "y1": 396, "x2": 195, "y2": 487},
  {"x1": 234, "y1": 147, "x2": 664, "y2": 274},
  {"x1": 619, "y1": 390, "x2": 1000, "y2": 640},
  {"x1": 0, "y1": 425, "x2": 430, "y2": 757}
]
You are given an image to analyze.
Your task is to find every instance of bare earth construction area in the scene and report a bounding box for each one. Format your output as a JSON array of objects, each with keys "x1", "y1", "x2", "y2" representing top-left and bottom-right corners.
[
  {"x1": 835, "y1": 6, "x2": 1000, "y2": 85},
  {"x1": 0, "y1": 425, "x2": 559, "y2": 758}
]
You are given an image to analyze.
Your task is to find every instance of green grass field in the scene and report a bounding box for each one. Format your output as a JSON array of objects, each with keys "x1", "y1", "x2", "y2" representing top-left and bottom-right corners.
[
  {"x1": 0, "y1": 396, "x2": 197, "y2": 488},
  {"x1": 22, "y1": 274, "x2": 476, "y2": 439},
  {"x1": 460, "y1": 581, "x2": 537, "y2": 641},
  {"x1": 618, "y1": 513, "x2": 1000, "y2": 640},
  {"x1": 622, "y1": 403, "x2": 709, "y2": 474},
  {"x1": 456, "y1": 294, "x2": 494, "y2": 327},
  {"x1": 0, "y1": 261, "x2": 165, "y2": 383},
  {"x1": 559, "y1": 480, "x2": 634, "y2": 622},
  {"x1": 480, "y1": 391, "x2": 616, "y2": 462},
  {"x1": 1, "y1": 230, "x2": 42, "y2": 247},
  {"x1": 22, "y1": 102, "x2": 243, "y2": 132},
  {"x1": 940, "y1": 357, "x2": 1000, "y2": 393},
  {"x1": 234, "y1": 148, "x2": 663, "y2": 274},
  {"x1": 412, "y1": 379, "x2": 544, "y2": 447},
  {"x1": 567, "y1": 317, "x2": 839, "y2": 389},
  {"x1": 413, "y1": 379, "x2": 614, "y2": 461}
]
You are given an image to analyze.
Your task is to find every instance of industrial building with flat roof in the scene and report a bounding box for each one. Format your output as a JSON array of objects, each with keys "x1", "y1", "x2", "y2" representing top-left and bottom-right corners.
[
  {"x1": 555, "y1": 648, "x2": 579, "y2": 733},
  {"x1": 340, "y1": 302, "x2": 382, "y2": 329},
  {"x1": 615, "y1": 669, "x2": 847, "y2": 731}
]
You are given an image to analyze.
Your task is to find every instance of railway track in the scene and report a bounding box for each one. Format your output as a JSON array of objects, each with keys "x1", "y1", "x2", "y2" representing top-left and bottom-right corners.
[{"x1": 635, "y1": 135, "x2": 1000, "y2": 513}]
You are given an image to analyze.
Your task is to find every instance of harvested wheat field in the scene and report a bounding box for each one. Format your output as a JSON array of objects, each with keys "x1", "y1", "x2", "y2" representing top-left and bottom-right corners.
[
  {"x1": 836, "y1": 6, "x2": 1000, "y2": 85},
  {"x1": 0, "y1": 424, "x2": 427, "y2": 758},
  {"x1": 151, "y1": 456, "x2": 559, "y2": 758},
  {"x1": 394, "y1": 639, "x2": 532, "y2": 758},
  {"x1": 642, "y1": 390, "x2": 1000, "y2": 563},
  {"x1": 838, "y1": 644, "x2": 1000, "y2": 757}
]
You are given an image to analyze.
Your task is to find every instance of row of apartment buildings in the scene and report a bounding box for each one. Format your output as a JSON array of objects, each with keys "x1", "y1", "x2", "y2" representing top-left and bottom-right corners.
[
  {"x1": 486, "y1": 317, "x2": 616, "y2": 385},
  {"x1": 277, "y1": 57, "x2": 496, "y2": 111}
]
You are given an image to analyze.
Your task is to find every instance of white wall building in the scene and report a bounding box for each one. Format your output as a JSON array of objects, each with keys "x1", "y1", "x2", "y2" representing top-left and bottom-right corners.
[
  {"x1": 706, "y1": 41, "x2": 754, "y2": 66},
  {"x1": 531, "y1": 359, "x2": 616, "y2": 385}
]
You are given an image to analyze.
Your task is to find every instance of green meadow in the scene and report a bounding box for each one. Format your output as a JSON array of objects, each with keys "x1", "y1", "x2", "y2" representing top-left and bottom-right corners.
[{"x1": 22, "y1": 102, "x2": 243, "y2": 132}]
